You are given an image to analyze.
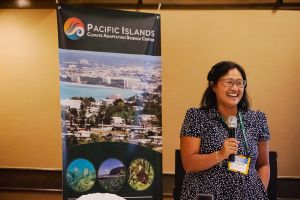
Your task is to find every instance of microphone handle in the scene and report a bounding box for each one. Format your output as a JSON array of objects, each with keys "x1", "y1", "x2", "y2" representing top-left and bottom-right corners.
[
  {"x1": 228, "y1": 128, "x2": 236, "y2": 162},
  {"x1": 229, "y1": 154, "x2": 235, "y2": 162}
]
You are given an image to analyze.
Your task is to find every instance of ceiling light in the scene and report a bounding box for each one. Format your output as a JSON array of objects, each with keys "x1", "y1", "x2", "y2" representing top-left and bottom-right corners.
[{"x1": 16, "y1": 0, "x2": 31, "y2": 8}]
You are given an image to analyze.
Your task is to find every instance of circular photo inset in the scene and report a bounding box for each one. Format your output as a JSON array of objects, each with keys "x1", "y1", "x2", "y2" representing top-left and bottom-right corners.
[
  {"x1": 66, "y1": 158, "x2": 96, "y2": 192},
  {"x1": 128, "y1": 158, "x2": 154, "y2": 191},
  {"x1": 98, "y1": 158, "x2": 126, "y2": 192}
]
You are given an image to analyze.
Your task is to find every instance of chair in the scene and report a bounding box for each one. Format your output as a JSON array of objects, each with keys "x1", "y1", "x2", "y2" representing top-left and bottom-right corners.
[{"x1": 173, "y1": 150, "x2": 277, "y2": 200}]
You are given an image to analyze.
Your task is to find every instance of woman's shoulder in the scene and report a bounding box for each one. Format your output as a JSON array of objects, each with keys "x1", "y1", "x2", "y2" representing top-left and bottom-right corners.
[
  {"x1": 184, "y1": 107, "x2": 215, "y2": 121},
  {"x1": 185, "y1": 107, "x2": 208, "y2": 116},
  {"x1": 242, "y1": 109, "x2": 267, "y2": 120}
]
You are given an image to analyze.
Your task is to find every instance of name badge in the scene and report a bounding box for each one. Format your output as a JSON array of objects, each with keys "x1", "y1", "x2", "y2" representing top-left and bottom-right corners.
[{"x1": 228, "y1": 155, "x2": 251, "y2": 175}]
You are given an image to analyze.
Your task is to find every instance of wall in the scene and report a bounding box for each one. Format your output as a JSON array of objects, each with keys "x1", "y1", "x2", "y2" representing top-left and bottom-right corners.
[
  {"x1": 0, "y1": 9, "x2": 61, "y2": 168},
  {"x1": 0, "y1": 8, "x2": 299, "y2": 176}
]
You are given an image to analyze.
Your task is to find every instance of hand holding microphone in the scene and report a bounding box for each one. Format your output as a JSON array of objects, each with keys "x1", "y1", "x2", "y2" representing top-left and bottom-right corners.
[
  {"x1": 219, "y1": 116, "x2": 239, "y2": 161},
  {"x1": 219, "y1": 138, "x2": 239, "y2": 160}
]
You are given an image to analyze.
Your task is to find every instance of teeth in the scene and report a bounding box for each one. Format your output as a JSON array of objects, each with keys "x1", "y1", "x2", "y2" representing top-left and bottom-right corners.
[{"x1": 228, "y1": 94, "x2": 238, "y2": 97}]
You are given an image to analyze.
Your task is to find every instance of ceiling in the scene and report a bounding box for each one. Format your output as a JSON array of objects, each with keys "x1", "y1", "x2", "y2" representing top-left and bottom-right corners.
[{"x1": 1, "y1": 0, "x2": 300, "y2": 9}]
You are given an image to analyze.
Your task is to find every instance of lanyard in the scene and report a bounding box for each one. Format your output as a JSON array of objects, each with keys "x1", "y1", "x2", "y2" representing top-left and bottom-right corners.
[{"x1": 238, "y1": 112, "x2": 250, "y2": 156}]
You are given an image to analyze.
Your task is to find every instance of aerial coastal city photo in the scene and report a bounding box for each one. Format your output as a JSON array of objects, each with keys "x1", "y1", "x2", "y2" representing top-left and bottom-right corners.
[{"x1": 60, "y1": 49, "x2": 162, "y2": 152}]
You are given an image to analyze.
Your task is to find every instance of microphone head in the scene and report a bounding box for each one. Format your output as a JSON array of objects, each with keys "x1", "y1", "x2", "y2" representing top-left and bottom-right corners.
[{"x1": 228, "y1": 116, "x2": 237, "y2": 128}]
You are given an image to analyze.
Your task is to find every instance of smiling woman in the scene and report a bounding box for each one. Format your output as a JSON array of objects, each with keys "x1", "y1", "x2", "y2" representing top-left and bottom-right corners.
[
  {"x1": 180, "y1": 61, "x2": 271, "y2": 200},
  {"x1": 212, "y1": 68, "x2": 245, "y2": 113},
  {"x1": 202, "y1": 61, "x2": 250, "y2": 112}
]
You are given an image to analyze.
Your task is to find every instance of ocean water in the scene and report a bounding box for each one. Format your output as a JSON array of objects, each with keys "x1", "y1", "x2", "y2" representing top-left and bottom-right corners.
[{"x1": 60, "y1": 82, "x2": 141, "y2": 100}]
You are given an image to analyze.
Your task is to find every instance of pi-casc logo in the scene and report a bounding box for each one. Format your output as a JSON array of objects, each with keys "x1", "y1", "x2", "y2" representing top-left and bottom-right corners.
[{"x1": 64, "y1": 17, "x2": 85, "y2": 40}]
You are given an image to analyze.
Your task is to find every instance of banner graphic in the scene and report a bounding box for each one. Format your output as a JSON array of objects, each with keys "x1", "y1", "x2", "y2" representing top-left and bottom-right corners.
[{"x1": 57, "y1": 5, "x2": 162, "y2": 200}]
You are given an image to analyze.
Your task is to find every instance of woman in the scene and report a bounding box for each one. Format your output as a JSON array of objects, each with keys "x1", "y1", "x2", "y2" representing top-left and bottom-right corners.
[{"x1": 180, "y1": 61, "x2": 270, "y2": 200}]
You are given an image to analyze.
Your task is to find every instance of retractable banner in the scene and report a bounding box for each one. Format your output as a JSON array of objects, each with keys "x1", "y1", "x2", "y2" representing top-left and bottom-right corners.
[{"x1": 57, "y1": 4, "x2": 162, "y2": 200}]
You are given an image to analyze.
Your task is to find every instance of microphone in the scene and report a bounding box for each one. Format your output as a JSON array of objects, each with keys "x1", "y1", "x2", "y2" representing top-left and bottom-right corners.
[{"x1": 228, "y1": 116, "x2": 237, "y2": 162}]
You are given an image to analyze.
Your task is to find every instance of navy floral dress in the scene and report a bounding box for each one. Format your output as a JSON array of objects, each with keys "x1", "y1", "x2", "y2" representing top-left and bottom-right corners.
[{"x1": 180, "y1": 107, "x2": 270, "y2": 200}]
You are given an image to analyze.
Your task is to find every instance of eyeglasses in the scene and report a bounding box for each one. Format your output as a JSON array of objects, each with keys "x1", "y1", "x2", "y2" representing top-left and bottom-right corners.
[{"x1": 219, "y1": 78, "x2": 247, "y2": 88}]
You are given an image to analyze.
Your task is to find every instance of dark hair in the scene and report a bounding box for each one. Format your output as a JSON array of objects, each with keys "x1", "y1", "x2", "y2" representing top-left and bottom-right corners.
[{"x1": 200, "y1": 61, "x2": 250, "y2": 110}]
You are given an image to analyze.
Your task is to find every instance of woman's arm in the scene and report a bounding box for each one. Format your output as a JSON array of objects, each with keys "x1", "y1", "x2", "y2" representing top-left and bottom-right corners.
[
  {"x1": 256, "y1": 140, "x2": 270, "y2": 190},
  {"x1": 180, "y1": 136, "x2": 238, "y2": 173}
]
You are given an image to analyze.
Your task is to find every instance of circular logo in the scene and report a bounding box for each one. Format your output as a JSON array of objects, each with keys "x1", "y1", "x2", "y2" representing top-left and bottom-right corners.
[
  {"x1": 64, "y1": 17, "x2": 85, "y2": 40},
  {"x1": 66, "y1": 159, "x2": 96, "y2": 192},
  {"x1": 128, "y1": 158, "x2": 154, "y2": 191},
  {"x1": 98, "y1": 158, "x2": 126, "y2": 192}
]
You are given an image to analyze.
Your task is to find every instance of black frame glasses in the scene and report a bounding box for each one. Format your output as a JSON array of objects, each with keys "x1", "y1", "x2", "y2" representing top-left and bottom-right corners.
[{"x1": 219, "y1": 78, "x2": 247, "y2": 88}]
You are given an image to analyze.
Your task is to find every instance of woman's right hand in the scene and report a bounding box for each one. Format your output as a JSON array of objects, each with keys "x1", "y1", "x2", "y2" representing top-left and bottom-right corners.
[{"x1": 219, "y1": 138, "x2": 240, "y2": 160}]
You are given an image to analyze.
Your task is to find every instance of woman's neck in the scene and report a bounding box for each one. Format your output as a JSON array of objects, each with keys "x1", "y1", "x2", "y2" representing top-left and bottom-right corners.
[{"x1": 217, "y1": 105, "x2": 238, "y2": 121}]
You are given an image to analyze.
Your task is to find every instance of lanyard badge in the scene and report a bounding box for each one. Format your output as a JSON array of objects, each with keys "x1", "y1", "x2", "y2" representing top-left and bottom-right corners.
[{"x1": 228, "y1": 155, "x2": 251, "y2": 175}]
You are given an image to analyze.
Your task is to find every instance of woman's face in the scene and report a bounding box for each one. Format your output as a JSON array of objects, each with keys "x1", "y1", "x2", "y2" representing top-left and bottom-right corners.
[{"x1": 213, "y1": 68, "x2": 245, "y2": 109}]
